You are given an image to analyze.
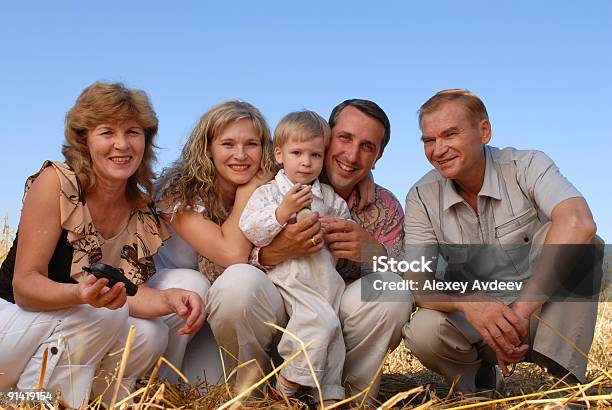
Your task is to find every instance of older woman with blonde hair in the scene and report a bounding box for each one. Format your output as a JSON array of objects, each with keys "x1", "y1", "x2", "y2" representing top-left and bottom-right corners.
[
  {"x1": 153, "y1": 100, "x2": 276, "y2": 379},
  {"x1": 0, "y1": 82, "x2": 205, "y2": 407}
]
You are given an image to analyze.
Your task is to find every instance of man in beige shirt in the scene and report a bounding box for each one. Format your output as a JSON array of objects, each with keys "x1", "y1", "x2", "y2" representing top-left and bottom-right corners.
[{"x1": 402, "y1": 89, "x2": 602, "y2": 393}]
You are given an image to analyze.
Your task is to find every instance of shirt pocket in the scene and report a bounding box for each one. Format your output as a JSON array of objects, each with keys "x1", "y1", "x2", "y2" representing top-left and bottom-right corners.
[
  {"x1": 495, "y1": 207, "x2": 539, "y2": 246},
  {"x1": 495, "y1": 207, "x2": 540, "y2": 276}
]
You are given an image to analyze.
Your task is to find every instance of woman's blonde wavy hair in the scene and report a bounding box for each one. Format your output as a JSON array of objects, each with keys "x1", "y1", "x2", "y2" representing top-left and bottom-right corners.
[
  {"x1": 62, "y1": 82, "x2": 159, "y2": 205},
  {"x1": 156, "y1": 100, "x2": 275, "y2": 224}
]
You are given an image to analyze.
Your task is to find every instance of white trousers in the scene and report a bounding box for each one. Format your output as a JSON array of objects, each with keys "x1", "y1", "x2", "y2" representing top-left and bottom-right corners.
[
  {"x1": 0, "y1": 268, "x2": 209, "y2": 407},
  {"x1": 0, "y1": 299, "x2": 128, "y2": 408},
  {"x1": 266, "y1": 251, "x2": 346, "y2": 400},
  {"x1": 150, "y1": 268, "x2": 210, "y2": 375},
  {"x1": 204, "y1": 264, "x2": 414, "y2": 402},
  {"x1": 92, "y1": 268, "x2": 210, "y2": 403}
]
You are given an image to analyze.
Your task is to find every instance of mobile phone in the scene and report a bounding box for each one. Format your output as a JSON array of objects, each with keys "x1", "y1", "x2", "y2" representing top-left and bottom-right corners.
[{"x1": 83, "y1": 262, "x2": 139, "y2": 296}]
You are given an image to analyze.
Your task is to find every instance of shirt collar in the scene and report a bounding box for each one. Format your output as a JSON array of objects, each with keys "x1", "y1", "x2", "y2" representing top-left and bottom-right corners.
[
  {"x1": 442, "y1": 180, "x2": 465, "y2": 211},
  {"x1": 478, "y1": 145, "x2": 502, "y2": 201},
  {"x1": 274, "y1": 169, "x2": 324, "y2": 199},
  {"x1": 442, "y1": 146, "x2": 501, "y2": 211},
  {"x1": 346, "y1": 188, "x2": 358, "y2": 210}
]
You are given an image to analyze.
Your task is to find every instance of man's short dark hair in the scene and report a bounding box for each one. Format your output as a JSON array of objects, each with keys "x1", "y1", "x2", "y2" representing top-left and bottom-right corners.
[{"x1": 328, "y1": 99, "x2": 391, "y2": 156}]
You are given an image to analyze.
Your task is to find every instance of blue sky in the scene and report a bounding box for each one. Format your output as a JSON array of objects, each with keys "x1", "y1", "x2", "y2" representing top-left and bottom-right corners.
[{"x1": 1, "y1": 1, "x2": 611, "y2": 239}]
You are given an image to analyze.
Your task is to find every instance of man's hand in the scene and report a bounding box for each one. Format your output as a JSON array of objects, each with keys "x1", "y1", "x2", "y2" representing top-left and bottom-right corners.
[
  {"x1": 259, "y1": 211, "x2": 325, "y2": 266},
  {"x1": 276, "y1": 184, "x2": 313, "y2": 225},
  {"x1": 320, "y1": 216, "x2": 383, "y2": 262},
  {"x1": 163, "y1": 288, "x2": 206, "y2": 335},
  {"x1": 459, "y1": 299, "x2": 529, "y2": 369}
]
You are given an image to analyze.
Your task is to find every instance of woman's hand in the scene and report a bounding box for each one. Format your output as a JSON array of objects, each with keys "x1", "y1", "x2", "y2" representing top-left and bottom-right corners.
[
  {"x1": 162, "y1": 288, "x2": 206, "y2": 335},
  {"x1": 126, "y1": 285, "x2": 206, "y2": 334},
  {"x1": 241, "y1": 169, "x2": 275, "y2": 192},
  {"x1": 235, "y1": 169, "x2": 275, "y2": 206},
  {"x1": 76, "y1": 274, "x2": 127, "y2": 309},
  {"x1": 356, "y1": 171, "x2": 376, "y2": 212}
]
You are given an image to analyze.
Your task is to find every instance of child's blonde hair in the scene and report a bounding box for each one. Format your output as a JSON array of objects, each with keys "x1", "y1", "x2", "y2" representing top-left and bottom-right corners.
[{"x1": 274, "y1": 110, "x2": 331, "y2": 148}]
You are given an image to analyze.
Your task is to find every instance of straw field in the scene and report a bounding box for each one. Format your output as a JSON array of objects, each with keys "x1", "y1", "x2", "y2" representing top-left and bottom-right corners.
[{"x1": 0, "y1": 218, "x2": 610, "y2": 409}]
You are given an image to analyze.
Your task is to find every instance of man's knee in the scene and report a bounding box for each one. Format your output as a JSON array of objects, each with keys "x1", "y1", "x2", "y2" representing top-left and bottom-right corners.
[
  {"x1": 403, "y1": 308, "x2": 447, "y2": 360},
  {"x1": 381, "y1": 297, "x2": 414, "y2": 331},
  {"x1": 341, "y1": 279, "x2": 413, "y2": 333}
]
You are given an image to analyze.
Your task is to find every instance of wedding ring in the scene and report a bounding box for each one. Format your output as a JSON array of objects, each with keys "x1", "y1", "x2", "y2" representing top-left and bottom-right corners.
[{"x1": 311, "y1": 237, "x2": 318, "y2": 246}]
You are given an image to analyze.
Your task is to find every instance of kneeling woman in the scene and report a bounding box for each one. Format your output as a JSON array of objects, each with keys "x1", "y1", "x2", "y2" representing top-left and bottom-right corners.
[
  {"x1": 153, "y1": 101, "x2": 276, "y2": 378},
  {"x1": 0, "y1": 82, "x2": 205, "y2": 406}
]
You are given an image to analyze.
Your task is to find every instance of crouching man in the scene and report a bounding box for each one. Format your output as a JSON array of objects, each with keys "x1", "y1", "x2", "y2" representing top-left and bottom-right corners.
[{"x1": 402, "y1": 89, "x2": 603, "y2": 393}]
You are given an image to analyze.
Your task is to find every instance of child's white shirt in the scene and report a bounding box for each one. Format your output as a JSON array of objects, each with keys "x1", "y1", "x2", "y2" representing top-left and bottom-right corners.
[{"x1": 239, "y1": 169, "x2": 352, "y2": 247}]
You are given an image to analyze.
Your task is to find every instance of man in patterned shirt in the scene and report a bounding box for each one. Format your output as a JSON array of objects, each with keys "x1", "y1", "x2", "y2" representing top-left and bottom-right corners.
[{"x1": 206, "y1": 99, "x2": 413, "y2": 403}]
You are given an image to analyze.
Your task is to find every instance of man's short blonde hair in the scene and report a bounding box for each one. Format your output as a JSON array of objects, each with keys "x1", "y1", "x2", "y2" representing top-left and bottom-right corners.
[
  {"x1": 418, "y1": 89, "x2": 489, "y2": 129},
  {"x1": 274, "y1": 110, "x2": 331, "y2": 148}
]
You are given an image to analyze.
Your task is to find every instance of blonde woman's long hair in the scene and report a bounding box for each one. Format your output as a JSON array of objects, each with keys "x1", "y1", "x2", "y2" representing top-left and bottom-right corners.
[{"x1": 156, "y1": 100, "x2": 275, "y2": 223}]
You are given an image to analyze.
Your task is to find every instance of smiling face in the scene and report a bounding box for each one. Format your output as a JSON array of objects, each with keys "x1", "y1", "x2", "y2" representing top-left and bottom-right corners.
[
  {"x1": 86, "y1": 120, "x2": 145, "y2": 186},
  {"x1": 420, "y1": 101, "x2": 491, "y2": 184},
  {"x1": 275, "y1": 136, "x2": 325, "y2": 185},
  {"x1": 325, "y1": 105, "x2": 385, "y2": 199},
  {"x1": 208, "y1": 118, "x2": 262, "y2": 193}
]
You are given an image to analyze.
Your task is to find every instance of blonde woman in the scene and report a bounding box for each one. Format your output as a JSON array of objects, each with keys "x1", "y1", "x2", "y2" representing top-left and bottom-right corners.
[
  {"x1": 0, "y1": 82, "x2": 205, "y2": 406},
  {"x1": 153, "y1": 100, "x2": 276, "y2": 378}
]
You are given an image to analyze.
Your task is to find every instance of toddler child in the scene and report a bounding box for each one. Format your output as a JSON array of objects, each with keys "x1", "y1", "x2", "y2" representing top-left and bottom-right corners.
[{"x1": 239, "y1": 111, "x2": 352, "y2": 403}]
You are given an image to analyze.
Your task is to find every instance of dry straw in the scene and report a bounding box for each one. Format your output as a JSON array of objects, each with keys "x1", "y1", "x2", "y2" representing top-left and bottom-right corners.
[{"x1": 6, "y1": 312, "x2": 611, "y2": 410}]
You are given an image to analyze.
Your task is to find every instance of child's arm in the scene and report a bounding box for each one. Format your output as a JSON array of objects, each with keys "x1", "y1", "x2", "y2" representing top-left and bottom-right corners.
[
  {"x1": 275, "y1": 183, "x2": 314, "y2": 225},
  {"x1": 239, "y1": 184, "x2": 291, "y2": 248}
]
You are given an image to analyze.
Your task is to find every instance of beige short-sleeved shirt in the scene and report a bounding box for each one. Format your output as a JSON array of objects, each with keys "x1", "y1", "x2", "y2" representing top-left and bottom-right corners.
[{"x1": 403, "y1": 146, "x2": 582, "y2": 285}]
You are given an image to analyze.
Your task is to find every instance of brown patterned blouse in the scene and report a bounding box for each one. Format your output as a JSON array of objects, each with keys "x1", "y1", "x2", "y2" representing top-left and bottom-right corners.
[{"x1": 0, "y1": 161, "x2": 168, "y2": 302}]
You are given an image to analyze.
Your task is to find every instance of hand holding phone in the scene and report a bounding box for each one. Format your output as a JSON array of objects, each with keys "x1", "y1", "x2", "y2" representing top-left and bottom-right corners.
[{"x1": 83, "y1": 262, "x2": 139, "y2": 296}]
